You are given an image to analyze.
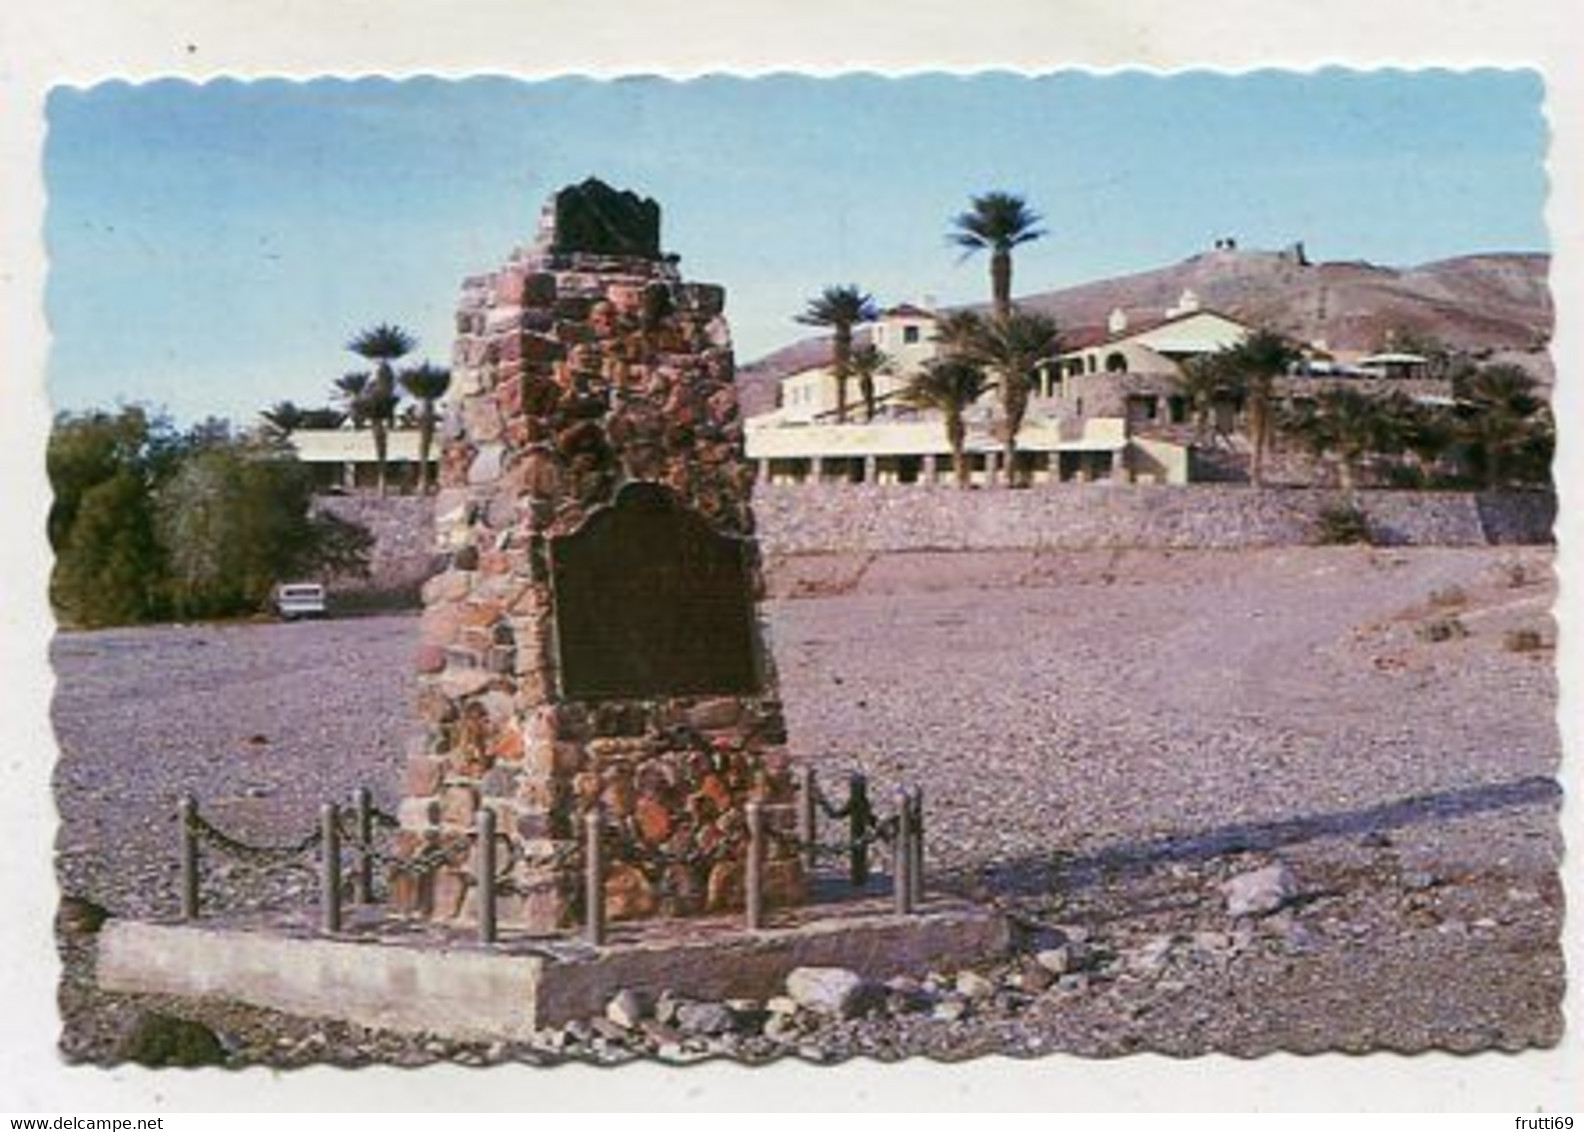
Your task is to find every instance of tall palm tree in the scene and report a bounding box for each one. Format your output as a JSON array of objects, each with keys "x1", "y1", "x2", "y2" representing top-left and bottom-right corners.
[
  {"x1": 951, "y1": 309, "x2": 1061, "y2": 486},
  {"x1": 333, "y1": 372, "x2": 371, "y2": 428},
  {"x1": 399, "y1": 362, "x2": 453, "y2": 494},
  {"x1": 949, "y1": 191, "x2": 1045, "y2": 317},
  {"x1": 348, "y1": 324, "x2": 417, "y2": 495},
  {"x1": 847, "y1": 344, "x2": 892, "y2": 422},
  {"x1": 903, "y1": 358, "x2": 987, "y2": 488},
  {"x1": 796, "y1": 286, "x2": 877, "y2": 424},
  {"x1": 1221, "y1": 328, "x2": 1302, "y2": 487}
]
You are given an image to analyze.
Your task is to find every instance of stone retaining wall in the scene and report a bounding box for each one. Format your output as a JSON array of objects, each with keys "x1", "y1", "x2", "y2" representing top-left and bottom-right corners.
[
  {"x1": 751, "y1": 484, "x2": 1555, "y2": 556},
  {"x1": 325, "y1": 487, "x2": 1556, "y2": 591},
  {"x1": 313, "y1": 494, "x2": 441, "y2": 605}
]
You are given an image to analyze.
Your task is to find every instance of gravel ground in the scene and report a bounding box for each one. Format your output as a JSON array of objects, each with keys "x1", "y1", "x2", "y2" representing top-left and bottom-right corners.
[{"x1": 50, "y1": 545, "x2": 1564, "y2": 1065}]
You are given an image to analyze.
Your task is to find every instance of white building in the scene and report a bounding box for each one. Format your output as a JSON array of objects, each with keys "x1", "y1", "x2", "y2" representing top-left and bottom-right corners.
[
  {"x1": 745, "y1": 292, "x2": 1243, "y2": 486},
  {"x1": 279, "y1": 425, "x2": 435, "y2": 492},
  {"x1": 771, "y1": 304, "x2": 939, "y2": 424}
]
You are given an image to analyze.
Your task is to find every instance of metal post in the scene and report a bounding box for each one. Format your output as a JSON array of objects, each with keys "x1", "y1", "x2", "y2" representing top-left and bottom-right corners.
[
  {"x1": 909, "y1": 787, "x2": 925, "y2": 907},
  {"x1": 475, "y1": 808, "x2": 497, "y2": 945},
  {"x1": 893, "y1": 788, "x2": 913, "y2": 915},
  {"x1": 584, "y1": 808, "x2": 605, "y2": 947},
  {"x1": 745, "y1": 800, "x2": 765, "y2": 930},
  {"x1": 178, "y1": 794, "x2": 200, "y2": 921},
  {"x1": 320, "y1": 802, "x2": 342, "y2": 934},
  {"x1": 353, "y1": 786, "x2": 373, "y2": 905},
  {"x1": 848, "y1": 771, "x2": 870, "y2": 888},
  {"x1": 798, "y1": 766, "x2": 817, "y2": 878}
]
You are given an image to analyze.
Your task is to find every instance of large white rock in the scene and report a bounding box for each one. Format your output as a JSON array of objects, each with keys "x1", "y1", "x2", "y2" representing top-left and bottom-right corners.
[
  {"x1": 1222, "y1": 862, "x2": 1297, "y2": 918},
  {"x1": 785, "y1": 966, "x2": 874, "y2": 1018}
]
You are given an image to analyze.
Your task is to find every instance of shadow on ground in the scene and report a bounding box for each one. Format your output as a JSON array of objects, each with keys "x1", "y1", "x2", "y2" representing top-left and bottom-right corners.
[{"x1": 945, "y1": 774, "x2": 1561, "y2": 902}]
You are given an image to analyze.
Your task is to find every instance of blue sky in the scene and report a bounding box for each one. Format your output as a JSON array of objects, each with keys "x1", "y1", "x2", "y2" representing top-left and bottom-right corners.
[{"x1": 45, "y1": 70, "x2": 1547, "y2": 425}]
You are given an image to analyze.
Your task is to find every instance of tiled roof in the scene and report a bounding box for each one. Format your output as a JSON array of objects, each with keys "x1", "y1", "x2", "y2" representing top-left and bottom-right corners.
[
  {"x1": 881, "y1": 303, "x2": 937, "y2": 320},
  {"x1": 1058, "y1": 307, "x2": 1249, "y2": 355}
]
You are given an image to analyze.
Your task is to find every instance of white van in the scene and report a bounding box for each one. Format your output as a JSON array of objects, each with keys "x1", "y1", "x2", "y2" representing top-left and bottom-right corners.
[{"x1": 272, "y1": 582, "x2": 328, "y2": 620}]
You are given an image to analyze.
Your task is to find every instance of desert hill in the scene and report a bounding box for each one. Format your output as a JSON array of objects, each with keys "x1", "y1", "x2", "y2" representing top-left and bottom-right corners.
[{"x1": 736, "y1": 249, "x2": 1552, "y2": 415}]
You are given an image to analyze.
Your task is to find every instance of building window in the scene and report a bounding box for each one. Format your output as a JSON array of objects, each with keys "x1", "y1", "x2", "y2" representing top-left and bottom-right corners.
[
  {"x1": 903, "y1": 325, "x2": 921, "y2": 344},
  {"x1": 1105, "y1": 351, "x2": 1129, "y2": 374}
]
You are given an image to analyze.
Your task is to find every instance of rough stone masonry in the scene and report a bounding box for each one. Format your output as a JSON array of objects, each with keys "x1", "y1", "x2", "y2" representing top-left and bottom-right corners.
[{"x1": 397, "y1": 179, "x2": 804, "y2": 933}]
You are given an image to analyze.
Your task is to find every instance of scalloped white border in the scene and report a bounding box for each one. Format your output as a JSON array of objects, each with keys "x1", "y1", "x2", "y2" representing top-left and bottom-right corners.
[{"x1": 1, "y1": 0, "x2": 1578, "y2": 1114}]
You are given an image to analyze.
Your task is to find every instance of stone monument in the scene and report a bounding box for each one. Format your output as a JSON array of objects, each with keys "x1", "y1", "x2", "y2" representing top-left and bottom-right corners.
[{"x1": 397, "y1": 178, "x2": 804, "y2": 933}]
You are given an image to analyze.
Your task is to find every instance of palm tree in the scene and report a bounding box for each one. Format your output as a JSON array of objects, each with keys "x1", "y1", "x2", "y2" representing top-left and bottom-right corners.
[
  {"x1": 903, "y1": 358, "x2": 987, "y2": 487},
  {"x1": 847, "y1": 344, "x2": 892, "y2": 422},
  {"x1": 347, "y1": 324, "x2": 417, "y2": 495},
  {"x1": 950, "y1": 309, "x2": 1061, "y2": 486},
  {"x1": 1283, "y1": 387, "x2": 1397, "y2": 492},
  {"x1": 1457, "y1": 364, "x2": 1546, "y2": 489},
  {"x1": 333, "y1": 372, "x2": 371, "y2": 428},
  {"x1": 260, "y1": 400, "x2": 305, "y2": 438},
  {"x1": 949, "y1": 191, "x2": 1045, "y2": 317},
  {"x1": 1220, "y1": 328, "x2": 1302, "y2": 487},
  {"x1": 399, "y1": 362, "x2": 452, "y2": 494},
  {"x1": 1175, "y1": 354, "x2": 1239, "y2": 442},
  {"x1": 796, "y1": 286, "x2": 877, "y2": 424}
]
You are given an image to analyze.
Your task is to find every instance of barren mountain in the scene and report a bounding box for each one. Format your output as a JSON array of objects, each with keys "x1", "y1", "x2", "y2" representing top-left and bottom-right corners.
[{"x1": 736, "y1": 250, "x2": 1553, "y2": 415}]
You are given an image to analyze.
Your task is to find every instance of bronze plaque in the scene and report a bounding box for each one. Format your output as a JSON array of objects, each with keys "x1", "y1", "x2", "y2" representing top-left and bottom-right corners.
[{"x1": 550, "y1": 483, "x2": 758, "y2": 700}]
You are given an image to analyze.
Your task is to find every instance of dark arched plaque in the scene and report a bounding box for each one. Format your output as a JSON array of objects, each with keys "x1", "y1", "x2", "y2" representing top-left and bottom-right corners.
[{"x1": 550, "y1": 483, "x2": 758, "y2": 700}]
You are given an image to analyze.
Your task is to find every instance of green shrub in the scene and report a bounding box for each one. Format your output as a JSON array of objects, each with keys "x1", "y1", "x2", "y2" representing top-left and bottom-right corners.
[
  {"x1": 1503, "y1": 628, "x2": 1545, "y2": 653},
  {"x1": 49, "y1": 407, "x2": 373, "y2": 626},
  {"x1": 1314, "y1": 502, "x2": 1373, "y2": 545},
  {"x1": 1417, "y1": 616, "x2": 1468, "y2": 644},
  {"x1": 113, "y1": 1011, "x2": 227, "y2": 1068}
]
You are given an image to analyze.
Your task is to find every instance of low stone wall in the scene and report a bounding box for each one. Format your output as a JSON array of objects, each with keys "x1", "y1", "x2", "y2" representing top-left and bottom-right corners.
[
  {"x1": 751, "y1": 484, "x2": 1555, "y2": 555},
  {"x1": 320, "y1": 486, "x2": 1556, "y2": 602},
  {"x1": 313, "y1": 494, "x2": 440, "y2": 606}
]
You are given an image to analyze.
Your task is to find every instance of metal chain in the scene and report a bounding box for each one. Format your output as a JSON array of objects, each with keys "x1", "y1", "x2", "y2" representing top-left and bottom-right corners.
[
  {"x1": 187, "y1": 810, "x2": 324, "y2": 863},
  {"x1": 362, "y1": 834, "x2": 472, "y2": 879}
]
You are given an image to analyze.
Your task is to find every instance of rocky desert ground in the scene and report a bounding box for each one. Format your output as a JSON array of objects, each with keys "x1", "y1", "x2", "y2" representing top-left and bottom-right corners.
[{"x1": 50, "y1": 545, "x2": 1563, "y2": 1065}]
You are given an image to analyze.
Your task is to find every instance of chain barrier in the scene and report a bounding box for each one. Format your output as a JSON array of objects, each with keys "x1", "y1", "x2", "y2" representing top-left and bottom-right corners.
[
  {"x1": 178, "y1": 767, "x2": 924, "y2": 936},
  {"x1": 186, "y1": 807, "x2": 324, "y2": 864}
]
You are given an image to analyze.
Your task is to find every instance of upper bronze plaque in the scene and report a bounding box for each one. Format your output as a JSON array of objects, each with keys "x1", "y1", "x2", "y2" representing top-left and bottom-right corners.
[
  {"x1": 550, "y1": 483, "x2": 758, "y2": 700},
  {"x1": 550, "y1": 178, "x2": 662, "y2": 260}
]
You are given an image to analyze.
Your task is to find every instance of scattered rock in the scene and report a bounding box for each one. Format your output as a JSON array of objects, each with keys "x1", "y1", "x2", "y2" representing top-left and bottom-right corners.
[
  {"x1": 1034, "y1": 946, "x2": 1073, "y2": 976},
  {"x1": 955, "y1": 970, "x2": 995, "y2": 999},
  {"x1": 1012, "y1": 963, "x2": 1055, "y2": 993},
  {"x1": 1223, "y1": 862, "x2": 1297, "y2": 918},
  {"x1": 605, "y1": 988, "x2": 648, "y2": 1029},
  {"x1": 675, "y1": 1001, "x2": 737, "y2": 1037},
  {"x1": 786, "y1": 966, "x2": 876, "y2": 1019},
  {"x1": 1127, "y1": 935, "x2": 1176, "y2": 976},
  {"x1": 763, "y1": 1014, "x2": 801, "y2": 1042},
  {"x1": 931, "y1": 997, "x2": 968, "y2": 1022}
]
